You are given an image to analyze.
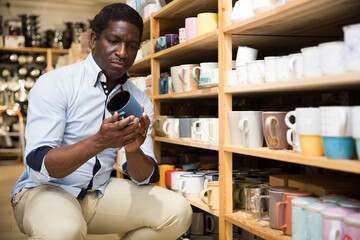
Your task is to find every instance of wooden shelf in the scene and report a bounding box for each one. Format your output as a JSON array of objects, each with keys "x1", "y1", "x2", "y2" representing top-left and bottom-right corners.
[
  {"x1": 225, "y1": 71, "x2": 360, "y2": 95},
  {"x1": 225, "y1": 0, "x2": 360, "y2": 38},
  {"x1": 155, "y1": 136, "x2": 219, "y2": 151},
  {"x1": 130, "y1": 55, "x2": 151, "y2": 75},
  {"x1": 142, "y1": 16, "x2": 151, "y2": 40},
  {"x1": 0, "y1": 46, "x2": 69, "y2": 54},
  {"x1": 154, "y1": 87, "x2": 218, "y2": 99},
  {"x1": 154, "y1": 0, "x2": 218, "y2": 19},
  {"x1": 154, "y1": 30, "x2": 219, "y2": 71},
  {"x1": 224, "y1": 210, "x2": 291, "y2": 240},
  {"x1": 224, "y1": 145, "x2": 360, "y2": 174},
  {"x1": 186, "y1": 197, "x2": 219, "y2": 217}
]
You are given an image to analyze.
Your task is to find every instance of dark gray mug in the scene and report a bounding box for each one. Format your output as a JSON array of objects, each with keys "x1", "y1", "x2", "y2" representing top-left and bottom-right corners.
[{"x1": 106, "y1": 90, "x2": 143, "y2": 120}]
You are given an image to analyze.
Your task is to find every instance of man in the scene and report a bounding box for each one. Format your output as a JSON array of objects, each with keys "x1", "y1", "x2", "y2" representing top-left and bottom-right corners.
[{"x1": 11, "y1": 3, "x2": 192, "y2": 240}]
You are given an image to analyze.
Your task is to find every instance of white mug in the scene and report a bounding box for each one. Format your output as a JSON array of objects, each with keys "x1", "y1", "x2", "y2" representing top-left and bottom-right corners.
[
  {"x1": 288, "y1": 53, "x2": 303, "y2": 79},
  {"x1": 180, "y1": 173, "x2": 205, "y2": 197},
  {"x1": 301, "y1": 46, "x2": 322, "y2": 78},
  {"x1": 205, "y1": 118, "x2": 219, "y2": 145},
  {"x1": 179, "y1": 27, "x2": 186, "y2": 43},
  {"x1": 192, "y1": 118, "x2": 211, "y2": 142},
  {"x1": 236, "y1": 64, "x2": 247, "y2": 84},
  {"x1": 275, "y1": 56, "x2": 292, "y2": 81},
  {"x1": 247, "y1": 60, "x2": 265, "y2": 84},
  {"x1": 319, "y1": 106, "x2": 352, "y2": 137},
  {"x1": 238, "y1": 111, "x2": 263, "y2": 148},
  {"x1": 231, "y1": 0, "x2": 255, "y2": 22},
  {"x1": 319, "y1": 41, "x2": 346, "y2": 75},
  {"x1": 171, "y1": 171, "x2": 187, "y2": 194},
  {"x1": 226, "y1": 70, "x2": 238, "y2": 86},
  {"x1": 252, "y1": 0, "x2": 285, "y2": 12},
  {"x1": 236, "y1": 46, "x2": 258, "y2": 66},
  {"x1": 343, "y1": 23, "x2": 360, "y2": 71},
  {"x1": 170, "y1": 66, "x2": 183, "y2": 92},
  {"x1": 264, "y1": 56, "x2": 278, "y2": 82}
]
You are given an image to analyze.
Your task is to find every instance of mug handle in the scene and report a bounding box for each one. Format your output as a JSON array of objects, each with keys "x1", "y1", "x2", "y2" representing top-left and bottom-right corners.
[
  {"x1": 205, "y1": 215, "x2": 216, "y2": 233},
  {"x1": 329, "y1": 228, "x2": 340, "y2": 240},
  {"x1": 204, "y1": 121, "x2": 215, "y2": 143},
  {"x1": 192, "y1": 120, "x2": 202, "y2": 135},
  {"x1": 265, "y1": 116, "x2": 279, "y2": 147},
  {"x1": 233, "y1": 187, "x2": 242, "y2": 206},
  {"x1": 286, "y1": 128, "x2": 296, "y2": 148},
  {"x1": 163, "y1": 120, "x2": 171, "y2": 137},
  {"x1": 178, "y1": 68, "x2": 187, "y2": 84},
  {"x1": 275, "y1": 201, "x2": 287, "y2": 230},
  {"x1": 284, "y1": 110, "x2": 296, "y2": 129},
  {"x1": 239, "y1": 119, "x2": 249, "y2": 134},
  {"x1": 200, "y1": 188, "x2": 211, "y2": 207},
  {"x1": 180, "y1": 179, "x2": 186, "y2": 196},
  {"x1": 339, "y1": 108, "x2": 348, "y2": 136},
  {"x1": 258, "y1": 195, "x2": 270, "y2": 220},
  {"x1": 192, "y1": 66, "x2": 201, "y2": 83}
]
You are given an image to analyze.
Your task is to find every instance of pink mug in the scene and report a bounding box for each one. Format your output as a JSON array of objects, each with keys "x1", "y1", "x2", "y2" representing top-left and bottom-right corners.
[
  {"x1": 322, "y1": 207, "x2": 356, "y2": 240},
  {"x1": 344, "y1": 212, "x2": 360, "y2": 240},
  {"x1": 185, "y1": 17, "x2": 198, "y2": 41}
]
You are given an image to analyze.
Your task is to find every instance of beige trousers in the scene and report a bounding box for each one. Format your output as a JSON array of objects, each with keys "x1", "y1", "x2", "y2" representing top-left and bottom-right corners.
[{"x1": 12, "y1": 178, "x2": 193, "y2": 240}]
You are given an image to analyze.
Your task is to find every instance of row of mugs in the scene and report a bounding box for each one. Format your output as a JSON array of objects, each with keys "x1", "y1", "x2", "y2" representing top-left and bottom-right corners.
[
  {"x1": 275, "y1": 192, "x2": 360, "y2": 239},
  {"x1": 159, "y1": 62, "x2": 219, "y2": 94},
  {"x1": 228, "y1": 22, "x2": 360, "y2": 86},
  {"x1": 154, "y1": 34, "x2": 180, "y2": 53},
  {"x1": 153, "y1": 116, "x2": 219, "y2": 145},
  {"x1": 228, "y1": 106, "x2": 360, "y2": 160}
]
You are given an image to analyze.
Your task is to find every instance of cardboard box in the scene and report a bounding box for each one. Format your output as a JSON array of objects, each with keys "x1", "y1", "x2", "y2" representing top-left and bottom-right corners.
[
  {"x1": 269, "y1": 175, "x2": 289, "y2": 187},
  {"x1": 4, "y1": 35, "x2": 25, "y2": 47},
  {"x1": 306, "y1": 182, "x2": 354, "y2": 197}
]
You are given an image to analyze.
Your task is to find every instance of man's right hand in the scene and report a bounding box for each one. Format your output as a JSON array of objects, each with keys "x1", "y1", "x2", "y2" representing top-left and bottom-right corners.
[{"x1": 95, "y1": 112, "x2": 140, "y2": 150}]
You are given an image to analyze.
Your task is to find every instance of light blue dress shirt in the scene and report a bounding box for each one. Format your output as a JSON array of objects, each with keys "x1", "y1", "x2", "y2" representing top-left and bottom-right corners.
[{"x1": 11, "y1": 53, "x2": 157, "y2": 200}]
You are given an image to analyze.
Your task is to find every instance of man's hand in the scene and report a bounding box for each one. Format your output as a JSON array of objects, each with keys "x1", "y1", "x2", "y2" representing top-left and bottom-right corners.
[{"x1": 124, "y1": 104, "x2": 150, "y2": 153}]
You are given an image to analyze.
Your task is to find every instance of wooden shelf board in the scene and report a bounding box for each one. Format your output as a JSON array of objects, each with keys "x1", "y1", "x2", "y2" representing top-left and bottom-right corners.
[
  {"x1": 225, "y1": 71, "x2": 360, "y2": 95},
  {"x1": 224, "y1": 210, "x2": 291, "y2": 240},
  {"x1": 129, "y1": 55, "x2": 151, "y2": 75},
  {"x1": 224, "y1": 145, "x2": 360, "y2": 174},
  {"x1": 225, "y1": 0, "x2": 360, "y2": 37},
  {"x1": 186, "y1": 197, "x2": 219, "y2": 217},
  {"x1": 154, "y1": 87, "x2": 218, "y2": 99},
  {"x1": 154, "y1": 0, "x2": 218, "y2": 19},
  {"x1": 0, "y1": 46, "x2": 69, "y2": 54},
  {"x1": 153, "y1": 30, "x2": 219, "y2": 70},
  {"x1": 155, "y1": 136, "x2": 219, "y2": 151}
]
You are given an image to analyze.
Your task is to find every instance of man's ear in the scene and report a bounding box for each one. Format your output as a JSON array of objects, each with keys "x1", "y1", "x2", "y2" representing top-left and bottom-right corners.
[{"x1": 89, "y1": 31, "x2": 97, "y2": 50}]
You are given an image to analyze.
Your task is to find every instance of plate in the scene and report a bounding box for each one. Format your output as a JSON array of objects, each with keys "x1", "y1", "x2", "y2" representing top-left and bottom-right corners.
[{"x1": 199, "y1": 83, "x2": 218, "y2": 88}]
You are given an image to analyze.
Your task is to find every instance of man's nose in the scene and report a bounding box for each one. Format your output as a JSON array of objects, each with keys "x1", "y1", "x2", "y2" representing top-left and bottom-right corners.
[{"x1": 115, "y1": 42, "x2": 127, "y2": 58}]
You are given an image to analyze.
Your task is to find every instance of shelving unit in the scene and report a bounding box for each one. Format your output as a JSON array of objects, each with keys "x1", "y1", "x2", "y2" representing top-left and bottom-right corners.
[
  {"x1": 0, "y1": 46, "x2": 69, "y2": 71},
  {"x1": 124, "y1": 0, "x2": 360, "y2": 239}
]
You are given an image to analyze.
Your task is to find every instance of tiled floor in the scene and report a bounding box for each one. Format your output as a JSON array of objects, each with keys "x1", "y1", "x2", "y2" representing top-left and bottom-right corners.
[{"x1": 0, "y1": 163, "x2": 119, "y2": 240}]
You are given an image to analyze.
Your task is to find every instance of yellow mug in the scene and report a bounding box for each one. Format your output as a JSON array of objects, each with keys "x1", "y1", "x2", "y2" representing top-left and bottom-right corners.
[
  {"x1": 197, "y1": 13, "x2": 218, "y2": 36},
  {"x1": 158, "y1": 164, "x2": 175, "y2": 188},
  {"x1": 299, "y1": 135, "x2": 324, "y2": 156}
]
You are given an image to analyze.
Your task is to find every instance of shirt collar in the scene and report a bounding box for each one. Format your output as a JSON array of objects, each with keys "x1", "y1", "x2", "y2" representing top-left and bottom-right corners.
[{"x1": 84, "y1": 52, "x2": 129, "y2": 87}]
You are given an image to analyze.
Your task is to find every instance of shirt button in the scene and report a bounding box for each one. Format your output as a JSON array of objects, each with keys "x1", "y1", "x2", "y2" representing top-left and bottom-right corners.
[
  {"x1": 105, "y1": 90, "x2": 109, "y2": 94},
  {"x1": 103, "y1": 85, "x2": 107, "y2": 89}
]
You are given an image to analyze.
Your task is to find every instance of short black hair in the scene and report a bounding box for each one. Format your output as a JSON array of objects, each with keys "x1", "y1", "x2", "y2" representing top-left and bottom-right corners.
[{"x1": 91, "y1": 3, "x2": 143, "y2": 42}]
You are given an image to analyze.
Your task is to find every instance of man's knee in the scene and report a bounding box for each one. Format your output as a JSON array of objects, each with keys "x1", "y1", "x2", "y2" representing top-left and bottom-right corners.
[{"x1": 25, "y1": 215, "x2": 87, "y2": 240}]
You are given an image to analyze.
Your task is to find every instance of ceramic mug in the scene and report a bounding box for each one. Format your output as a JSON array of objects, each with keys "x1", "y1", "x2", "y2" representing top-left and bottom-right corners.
[
  {"x1": 171, "y1": 171, "x2": 188, "y2": 194},
  {"x1": 306, "y1": 201, "x2": 338, "y2": 240},
  {"x1": 190, "y1": 212, "x2": 205, "y2": 235},
  {"x1": 262, "y1": 111, "x2": 290, "y2": 150},
  {"x1": 170, "y1": 66, "x2": 184, "y2": 92},
  {"x1": 153, "y1": 115, "x2": 173, "y2": 137},
  {"x1": 179, "y1": 27, "x2": 186, "y2": 43},
  {"x1": 301, "y1": 46, "x2": 322, "y2": 78},
  {"x1": 106, "y1": 90, "x2": 143, "y2": 120},
  {"x1": 343, "y1": 23, "x2": 360, "y2": 71},
  {"x1": 235, "y1": 46, "x2": 258, "y2": 66},
  {"x1": 158, "y1": 164, "x2": 175, "y2": 188},
  {"x1": 158, "y1": 77, "x2": 168, "y2": 95},
  {"x1": 247, "y1": 60, "x2": 265, "y2": 84},
  {"x1": 291, "y1": 197, "x2": 319, "y2": 240},
  {"x1": 228, "y1": 111, "x2": 243, "y2": 146},
  {"x1": 352, "y1": 106, "x2": 360, "y2": 159},
  {"x1": 197, "y1": 13, "x2": 218, "y2": 36},
  {"x1": 344, "y1": 212, "x2": 360, "y2": 240},
  {"x1": 192, "y1": 62, "x2": 218, "y2": 85},
  {"x1": 319, "y1": 106, "x2": 355, "y2": 159},
  {"x1": 264, "y1": 56, "x2": 278, "y2": 83},
  {"x1": 275, "y1": 190, "x2": 313, "y2": 236},
  {"x1": 285, "y1": 107, "x2": 323, "y2": 156},
  {"x1": 319, "y1": 41, "x2": 346, "y2": 75},
  {"x1": 322, "y1": 206, "x2": 356, "y2": 240},
  {"x1": 165, "y1": 34, "x2": 179, "y2": 48},
  {"x1": 233, "y1": 180, "x2": 262, "y2": 209},
  {"x1": 180, "y1": 173, "x2": 205, "y2": 197},
  {"x1": 238, "y1": 111, "x2": 263, "y2": 148},
  {"x1": 178, "y1": 64, "x2": 200, "y2": 92},
  {"x1": 185, "y1": 17, "x2": 198, "y2": 41},
  {"x1": 231, "y1": 0, "x2": 254, "y2": 22}
]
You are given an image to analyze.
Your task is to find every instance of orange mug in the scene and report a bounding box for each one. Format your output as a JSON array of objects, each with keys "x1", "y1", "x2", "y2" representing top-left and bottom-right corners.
[
  {"x1": 275, "y1": 190, "x2": 313, "y2": 235},
  {"x1": 158, "y1": 164, "x2": 175, "y2": 188}
]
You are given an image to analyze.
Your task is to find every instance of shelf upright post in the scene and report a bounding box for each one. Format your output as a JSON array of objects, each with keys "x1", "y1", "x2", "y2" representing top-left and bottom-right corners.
[
  {"x1": 218, "y1": 0, "x2": 234, "y2": 239},
  {"x1": 46, "y1": 48, "x2": 53, "y2": 72},
  {"x1": 150, "y1": 13, "x2": 162, "y2": 162}
]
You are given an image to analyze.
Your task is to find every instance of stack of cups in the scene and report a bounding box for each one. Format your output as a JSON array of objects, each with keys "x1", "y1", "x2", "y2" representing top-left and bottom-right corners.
[
  {"x1": 234, "y1": 46, "x2": 258, "y2": 85},
  {"x1": 285, "y1": 107, "x2": 323, "y2": 156},
  {"x1": 319, "y1": 106, "x2": 355, "y2": 159}
]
